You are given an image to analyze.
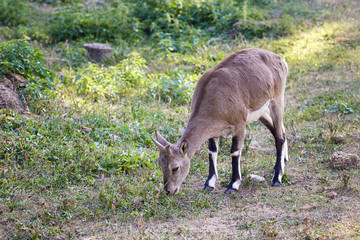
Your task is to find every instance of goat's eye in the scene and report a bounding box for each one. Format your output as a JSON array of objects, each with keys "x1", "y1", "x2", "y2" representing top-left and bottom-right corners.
[{"x1": 172, "y1": 167, "x2": 179, "y2": 172}]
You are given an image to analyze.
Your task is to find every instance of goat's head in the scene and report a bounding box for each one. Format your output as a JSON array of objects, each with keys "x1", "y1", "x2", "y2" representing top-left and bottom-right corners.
[{"x1": 151, "y1": 131, "x2": 190, "y2": 195}]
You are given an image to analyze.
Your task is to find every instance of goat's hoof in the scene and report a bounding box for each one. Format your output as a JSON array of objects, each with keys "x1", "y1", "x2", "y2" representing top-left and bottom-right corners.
[
  {"x1": 203, "y1": 185, "x2": 214, "y2": 191},
  {"x1": 271, "y1": 182, "x2": 281, "y2": 187},
  {"x1": 224, "y1": 188, "x2": 237, "y2": 194}
]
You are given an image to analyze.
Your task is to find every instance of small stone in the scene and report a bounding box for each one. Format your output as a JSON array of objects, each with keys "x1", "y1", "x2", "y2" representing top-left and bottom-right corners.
[
  {"x1": 248, "y1": 174, "x2": 266, "y2": 182},
  {"x1": 327, "y1": 191, "x2": 337, "y2": 199}
]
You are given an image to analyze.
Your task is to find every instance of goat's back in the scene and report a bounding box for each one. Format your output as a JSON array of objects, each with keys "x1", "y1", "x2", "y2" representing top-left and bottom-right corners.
[{"x1": 190, "y1": 48, "x2": 288, "y2": 120}]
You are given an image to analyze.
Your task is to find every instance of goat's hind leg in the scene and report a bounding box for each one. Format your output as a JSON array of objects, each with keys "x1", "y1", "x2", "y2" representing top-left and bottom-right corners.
[
  {"x1": 260, "y1": 104, "x2": 288, "y2": 187},
  {"x1": 204, "y1": 138, "x2": 219, "y2": 191}
]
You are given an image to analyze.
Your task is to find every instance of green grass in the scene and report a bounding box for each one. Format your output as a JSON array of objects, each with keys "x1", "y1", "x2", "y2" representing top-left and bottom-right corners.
[{"x1": 1, "y1": 0, "x2": 360, "y2": 239}]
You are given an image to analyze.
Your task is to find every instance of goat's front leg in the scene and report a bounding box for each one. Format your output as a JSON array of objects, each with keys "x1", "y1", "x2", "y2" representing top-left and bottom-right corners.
[
  {"x1": 225, "y1": 132, "x2": 245, "y2": 194},
  {"x1": 272, "y1": 126, "x2": 287, "y2": 187},
  {"x1": 204, "y1": 138, "x2": 219, "y2": 191}
]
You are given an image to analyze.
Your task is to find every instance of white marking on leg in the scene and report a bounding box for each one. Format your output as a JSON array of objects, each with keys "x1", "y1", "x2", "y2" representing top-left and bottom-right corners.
[
  {"x1": 282, "y1": 124, "x2": 288, "y2": 161},
  {"x1": 231, "y1": 154, "x2": 242, "y2": 190},
  {"x1": 283, "y1": 138, "x2": 288, "y2": 162},
  {"x1": 209, "y1": 151, "x2": 217, "y2": 157},
  {"x1": 208, "y1": 174, "x2": 217, "y2": 188},
  {"x1": 262, "y1": 111, "x2": 273, "y2": 126},
  {"x1": 209, "y1": 151, "x2": 218, "y2": 177},
  {"x1": 278, "y1": 140, "x2": 287, "y2": 182},
  {"x1": 246, "y1": 100, "x2": 271, "y2": 124},
  {"x1": 238, "y1": 154, "x2": 242, "y2": 181},
  {"x1": 232, "y1": 179, "x2": 241, "y2": 190},
  {"x1": 230, "y1": 150, "x2": 241, "y2": 157}
]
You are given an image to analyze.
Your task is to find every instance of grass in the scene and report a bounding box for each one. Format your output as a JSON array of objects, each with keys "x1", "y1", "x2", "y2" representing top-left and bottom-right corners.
[{"x1": 1, "y1": 0, "x2": 360, "y2": 239}]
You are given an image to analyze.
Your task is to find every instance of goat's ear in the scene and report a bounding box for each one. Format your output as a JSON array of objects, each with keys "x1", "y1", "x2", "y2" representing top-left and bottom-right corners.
[
  {"x1": 155, "y1": 130, "x2": 170, "y2": 146},
  {"x1": 151, "y1": 136, "x2": 165, "y2": 152},
  {"x1": 165, "y1": 145, "x2": 172, "y2": 156},
  {"x1": 179, "y1": 140, "x2": 188, "y2": 156}
]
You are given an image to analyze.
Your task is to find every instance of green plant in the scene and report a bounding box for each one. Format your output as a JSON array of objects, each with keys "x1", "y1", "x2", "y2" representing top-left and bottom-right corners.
[
  {"x1": 0, "y1": 40, "x2": 52, "y2": 80},
  {"x1": 150, "y1": 73, "x2": 195, "y2": 106},
  {"x1": 341, "y1": 172, "x2": 351, "y2": 187},
  {"x1": 54, "y1": 41, "x2": 88, "y2": 69},
  {"x1": 282, "y1": 173, "x2": 290, "y2": 184},
  {"x1": 0, "y1": 40, "x2": 54, "y2": 106},
  {"x1": 71, "y1": 52, "x2": 147, "y2": 102},
  {"x1": 49, "y1": 2, "x2": 141, "y2": 43},
  {"x1": 132, "y1": 0, "x2": 320, "y2": 53},
  {"x1": 0, "y1": 0, "x2": 29, "y2": 26},
  {"x1": 262, "y1": 222, "x2": 278, "y2": 239},
  {"x1": 327, "y1": 121, "x2": 339, "y2": 140},
  {"x1": 326, "y1": 103, "x2": 359, "y2": 114}
]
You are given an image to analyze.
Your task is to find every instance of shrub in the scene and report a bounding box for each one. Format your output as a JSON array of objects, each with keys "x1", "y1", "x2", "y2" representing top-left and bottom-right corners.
[
  {"x1": 130, "y1": 0, "x2": 303, "y2": 52},
  {"x1": 53, "y1": 41, "x2": 89, "y2": 69},
  {"x1": 69, "y1": 51, "x2": 196, "y2": 105},
  {"x1": 49, "y1": 2, "x2": 141, "y2": 43},
  {"x1": 71, "y1": 52, "x2": 147, "y2": 101},
  {"x1": 131, "y1": 0, "x2": 243, "y2": 41},
  {"x1": 0, "y1": 0, "x2": 29, "y2": 26},
  {"x1": 0, "y1": 40, "x2": 54, "y2": 87},
  {"x1": 0, "y1": 40, "x2": 54, "y2": 111},
  {"x1": 150, "y1": 73, "x2": 195, "y2": 106}
]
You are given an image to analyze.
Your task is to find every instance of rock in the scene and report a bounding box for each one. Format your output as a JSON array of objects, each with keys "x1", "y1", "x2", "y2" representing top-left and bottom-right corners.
[
  {"x1": 247, "y1": 174, "x2": 266, "y2": 182},
  {"x1": 0, "y1": 72, "x2": 28, "y2": 114},
  {"x1": 0, "y1": 81, "x2": 26, "y2": 114},
  {"x1": 83, "y1": 43, "x2": 113, "y2": 62},
  {"x1": 330, "y1": 151, "x2": 359, "y2": 169},
  {"x1": 4, "y1": 72, "x2": 28, "y2": 88},
  {"x1": 327, "y1": 191, "x2": 337, "y2": 199}
]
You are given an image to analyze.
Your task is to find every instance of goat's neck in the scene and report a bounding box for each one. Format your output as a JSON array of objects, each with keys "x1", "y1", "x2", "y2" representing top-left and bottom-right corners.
[{"x1": 177, "y1": 118, "x2": 216, "y2": 157}]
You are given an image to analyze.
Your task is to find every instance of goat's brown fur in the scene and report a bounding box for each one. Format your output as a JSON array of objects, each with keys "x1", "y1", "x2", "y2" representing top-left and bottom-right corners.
[
  {"x1": 181, "y1": 48, "x2": 288, "y2": 156},
  {"x1": 152, "y1": 48, "x2": 288, "y2": 195}
]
